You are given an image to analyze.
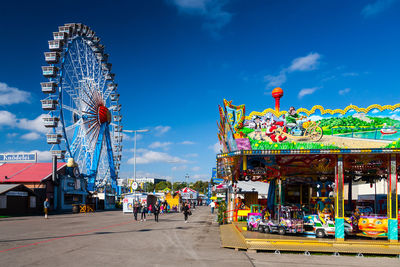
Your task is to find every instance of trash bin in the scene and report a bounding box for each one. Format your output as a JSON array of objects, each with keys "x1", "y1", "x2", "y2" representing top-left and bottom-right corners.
[{"x1": 72, "y1": 204, "x2": 80, "y2": 213}]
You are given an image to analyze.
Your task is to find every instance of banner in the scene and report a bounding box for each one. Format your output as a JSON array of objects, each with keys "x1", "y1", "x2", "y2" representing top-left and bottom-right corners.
[
  {"x1": 123, "y1": 197, "x2": 134, "y2": 213},
  {"x1": 0, "y1": 153, "x2": 37, "y2": 162}
]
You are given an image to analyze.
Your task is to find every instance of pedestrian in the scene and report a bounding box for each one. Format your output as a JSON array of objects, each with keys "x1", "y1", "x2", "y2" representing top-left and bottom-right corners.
[
  {"x1": 209, "y1": 201, "x2": 216, "y2": 214},
  {"x1": 44, "y1": 198, "x2": 50, "y2": 219},
  {"x1": 141, "y1": 203, "x2": 147, "y2": 221},
  {"x1": 193, "y1": 201, "x2": 196, "y2": 209},
  {"x1": 182, "y1": 202, "x2": 191, "y2": 223},
  {"x1": 133, "y1": 202, "x2": 139, "y2": 221},
  {"x1": 153, "y1": 203, "x2": 160, "y2": 222}
]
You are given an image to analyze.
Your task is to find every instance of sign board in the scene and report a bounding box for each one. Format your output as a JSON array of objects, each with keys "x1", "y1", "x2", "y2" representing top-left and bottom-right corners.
[
  {"x1": 131, "y1": 182, "x2": 138, "y2": 191},
  {"x1": 123, "y1": 197, "x2": 134, "y2": 213},
  {"x1": 117, "y1": 179, "x2": 125, "y2": 186},
  {"x1": 213, "y1": 178, "x2": 224, "y2": 184},
  {"x1": 6, "y1": 191, "x2": 28, "y2": 197},
  {"x1": 181, "y1": 192, "x2": 198, "y2": 200},
  {"x1": 0, "y1": 153, "x2": 37, "y2": 163}
]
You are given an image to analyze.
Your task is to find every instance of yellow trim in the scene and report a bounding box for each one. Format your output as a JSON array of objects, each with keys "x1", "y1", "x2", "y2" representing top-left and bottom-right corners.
[{"x1": 245, "y1": 103, "x2": 400, "y2": 120}]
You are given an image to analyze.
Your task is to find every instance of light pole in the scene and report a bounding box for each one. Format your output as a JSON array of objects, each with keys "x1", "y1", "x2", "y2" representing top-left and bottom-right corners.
[
  {"x1": 123, "y1": 129, "x2": 150, "y2": 197},
  {"x1": 185, "y1": 173, "x2": 189, "y2": 187}
]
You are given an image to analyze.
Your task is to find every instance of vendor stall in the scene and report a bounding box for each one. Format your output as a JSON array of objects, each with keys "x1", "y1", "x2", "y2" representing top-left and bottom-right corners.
[{"x1": 216, "y1": 87, "x2": 399, "y2": 248}]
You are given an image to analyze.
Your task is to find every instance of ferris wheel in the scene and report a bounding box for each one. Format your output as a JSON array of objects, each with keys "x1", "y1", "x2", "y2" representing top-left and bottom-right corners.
[{"x1": 40, "y1": 23, "x2": 122, "y2": 192}]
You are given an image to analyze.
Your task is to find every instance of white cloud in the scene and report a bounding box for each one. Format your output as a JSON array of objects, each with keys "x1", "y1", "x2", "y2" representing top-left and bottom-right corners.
[
  {"x1": 0, "y1": 110, "x2": 17, "y2": 127},
  {"x1": 21, "y1": 132, "x2": 41, "y2": 140},
  {"x1": 122, "y1": 133, "x2": 143, "y2": 142},
  {"x1": 154, "y1": 125, "x2": 171, "y2": 135},
  {"x1": 264, "y1": 52, "x2": 321, "y2": 89},
  {"x1": 169, "y1": 0, "x2": 232, "y2": 36},
  {"x1": 17, "y1": 114, "x2": 47, "y2": 134},
  {"x1": 264, "y1": 70, "x2": 287, "y2": 88},
  {"x1": 342, "y1": 72, "x2": 359, "y2": 77},
  {"x1": 191, "y1": 166, "x2": 201, "y2": 171},
  {"x1": 288, "y1": 52, "x2": 321, "y2": 72},
  {"x1": 0, "y1": 111, "x2": 47, "y2": 134},
  {"x1": 298, "y1": 87, "x2": 320, "y2": 99},
  {"x1": 192, "y1": 174, "x2": 209, "y2": 180},
  {"x1": 0, "y1": 82, "x2": 31, "y2": 105},
  {"x1": 172, "y1": 165, "x2": 187, "y2": 171},
  {"x1": 338, "y1": 88, "x2": 351, "y2": 95},
  {"x1": 390, "y1": 114, "x2": 400, "y2": 121},
  {"x1": 128, "y1": 149, "x2": 188, "y2": 164},
  {"x1": 6, "y1": 133, "x2": 18, "y2": 138},
  {"x1": 209, "y1": 142, "x2": 222, "y2": 153},
  {"x1": 361, "y1": 0, "x2": 398, "y2": 17},
  {"x1": 308, "y1": 115, "x2": 324, "y2": 121},
  {"x1": 185, "y1": 153, "x2": 199, "y2": 157},
  {"x1": 371, "y1": 109, "x2": 380, "y2": 114},
  {"x1": 180, "y1": 140, "x2": 195, "y2": 145},
  {"x1": 149, "y1": 141, "x2": 172, "y2": 149}
]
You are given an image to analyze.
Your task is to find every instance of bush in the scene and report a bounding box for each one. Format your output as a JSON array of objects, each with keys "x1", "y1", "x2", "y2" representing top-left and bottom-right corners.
[{"x1": 217, "y1": 201, "x2": 227, "y2": 225}]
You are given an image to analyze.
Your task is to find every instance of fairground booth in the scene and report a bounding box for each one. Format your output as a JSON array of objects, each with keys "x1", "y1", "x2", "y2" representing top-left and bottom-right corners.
[{"x1": 216, "y1": 88, "x2": 400, "y2": 254}]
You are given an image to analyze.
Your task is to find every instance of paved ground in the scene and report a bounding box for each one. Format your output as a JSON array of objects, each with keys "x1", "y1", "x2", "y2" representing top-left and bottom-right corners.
[{"x1": 1, "y1": 206, "x2": 399, "y2": 266}]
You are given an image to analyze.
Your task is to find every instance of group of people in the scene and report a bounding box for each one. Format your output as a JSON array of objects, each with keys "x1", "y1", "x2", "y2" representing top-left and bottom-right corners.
[
  {"x1": 132, "y1": 202, "x2": 161, "y2": 222},
  {"x1": 132, "y1": 201, "x2": 194, "y2": 223}
]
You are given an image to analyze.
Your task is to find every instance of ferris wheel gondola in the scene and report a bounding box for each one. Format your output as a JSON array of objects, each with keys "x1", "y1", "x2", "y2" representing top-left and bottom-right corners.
[{"x1": 41, "y1": 23, "x2": 123, "y2": 192}]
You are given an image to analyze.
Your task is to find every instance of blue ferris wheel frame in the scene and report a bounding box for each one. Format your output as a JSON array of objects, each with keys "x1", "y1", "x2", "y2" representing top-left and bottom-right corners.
[{"x1": 41, "y1": 23, "x2": 122, "y2": 193}]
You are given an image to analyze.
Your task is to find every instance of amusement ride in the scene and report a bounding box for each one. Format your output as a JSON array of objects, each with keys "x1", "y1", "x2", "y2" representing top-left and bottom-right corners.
[{"x1": 41, "y1": 23, "x2": 122, "y2": 194}]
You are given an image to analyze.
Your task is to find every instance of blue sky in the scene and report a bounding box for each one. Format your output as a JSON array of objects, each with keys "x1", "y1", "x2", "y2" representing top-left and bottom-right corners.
[{"x1": 0, "y1": 0, "x2": 399, "y2": 182}]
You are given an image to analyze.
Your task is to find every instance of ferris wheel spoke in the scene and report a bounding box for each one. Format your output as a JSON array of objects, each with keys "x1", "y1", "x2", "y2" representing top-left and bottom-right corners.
[
  {"x1": 65, "y1": 54, "x2": 81, "y2": 88},
  {"x1": 69, "y1": 133, "x2": 82, "y2": 157},
  {"x1": 62, "y1": 104, "x2": 80, "y2": 114},
  {"x1": 67, "y1": 49, "x2": 86, "y2": 94},
  {"x1": 74, "y1": 40, "x2": 87, "y2": 79},
  {"x1": 64, "y1": 119, "x2": 81, "y2": 132},
  {"x1": 62, "y1": 65, "x2": 82, "y2": 107}
]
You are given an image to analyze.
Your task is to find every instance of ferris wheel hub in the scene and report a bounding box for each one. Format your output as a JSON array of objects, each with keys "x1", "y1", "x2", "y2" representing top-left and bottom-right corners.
[{"x1": 98, "y1": 105, "x2": 111, "y2": 124}]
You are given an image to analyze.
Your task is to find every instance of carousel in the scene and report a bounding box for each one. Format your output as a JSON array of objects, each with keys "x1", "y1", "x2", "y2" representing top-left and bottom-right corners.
[{"x1": 217, "y1": 88, "x2": 400, "y2": 255}]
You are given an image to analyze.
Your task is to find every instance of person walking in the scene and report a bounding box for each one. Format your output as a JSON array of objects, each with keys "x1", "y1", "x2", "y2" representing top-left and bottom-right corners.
[
  {"x1": 133, "y1": 202, "x2": 139, "y2": 221},
  {"x1": 141, "y1": 203, "x2": 147, "y2": 222},
  {"x1": 209, "y1": 201, "x2": 216, "y2": 214},
  {"x1": 44, "y1": 198, "x2": 50, "y2": 219},
  {"x1": 182, "y1": 202, "x2": 191, "y2": 223},
  {"x1": 153, "y1": 203, "x2": 160, "y2": 222}
]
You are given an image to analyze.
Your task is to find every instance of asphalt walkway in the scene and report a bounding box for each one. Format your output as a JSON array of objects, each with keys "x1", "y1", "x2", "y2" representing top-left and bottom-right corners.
[{"x1": 1, "y1": 207, "x2": 399, "y2": 266}]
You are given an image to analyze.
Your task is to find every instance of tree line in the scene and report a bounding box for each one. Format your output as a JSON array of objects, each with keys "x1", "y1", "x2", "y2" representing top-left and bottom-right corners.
[{"x1": 140, "y1": 180, "x2": 210, "y2": 194}]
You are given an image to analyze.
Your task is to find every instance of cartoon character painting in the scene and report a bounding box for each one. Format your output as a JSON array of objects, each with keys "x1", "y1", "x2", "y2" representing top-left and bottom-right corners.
[
  {"x1": 252, "y1": 116, "x2": 264, "y2": 140},
  {"x1": 358, "y1": 216, "x2": 388, "y2": 238},
  {"x1": 247, "y1": 213, "x2": 263, "y2": 231},
  {"x1": 265, "y1": 117, "x2": 287, "y2": 142}
]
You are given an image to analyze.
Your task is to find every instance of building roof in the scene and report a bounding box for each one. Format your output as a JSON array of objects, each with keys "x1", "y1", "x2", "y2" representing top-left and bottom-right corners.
[
  {"x1": 0, "y1": 162, "x2": 66, "y2": 183},
  {"x1": 0, "y1": 184, "x2": 36, "y2": 195},
  {"x1": 180, "y1": 187, "x2": 197, "y2": 193}
]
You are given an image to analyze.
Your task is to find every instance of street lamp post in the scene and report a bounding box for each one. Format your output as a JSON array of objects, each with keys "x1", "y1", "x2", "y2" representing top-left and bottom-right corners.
[
  {"x1": 123, "y1": 129, "x2": 149, "y2": 198},
  {"x1": 185, "y1": 173, "x2": 189, "y2": 186}
]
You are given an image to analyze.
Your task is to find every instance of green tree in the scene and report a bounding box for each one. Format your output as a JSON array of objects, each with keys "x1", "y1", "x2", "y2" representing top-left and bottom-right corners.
[
  {"x1": 155, "y1": 181, "x2": 167, "y2": 191},
  {"x1": 173, "y1": 182, "x2": 187, "y2": 191},
  {"x1": 145, "y1": 182, "x2": 155, "y2": 192}
]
